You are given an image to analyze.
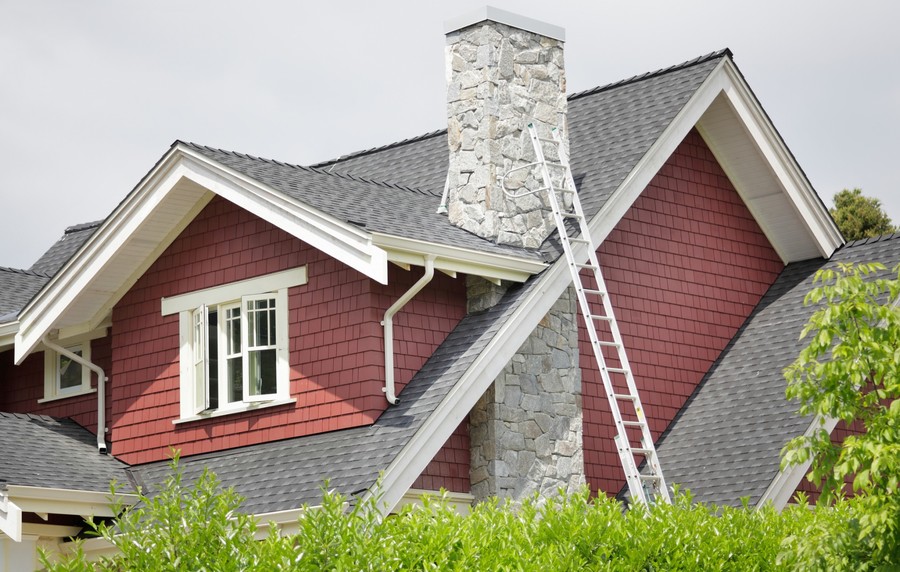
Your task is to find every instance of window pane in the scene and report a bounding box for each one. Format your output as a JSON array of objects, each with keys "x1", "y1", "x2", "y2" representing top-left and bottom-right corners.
[
  {"x1": 208, "y1": 309, "x2": 219, "y2": 409},
  {"x1": 59, "y1": 350, "x2": 82, "y2": 390},
  {"x1": 246, "y1": 297, "x2": 276, "y2": 348},
  {"x1": 226, "y1": 307, "x2": 241, "y2": 355},
  {"x1": 248, "y1": 348, "x2": 277, "y2": 396},
  {"x1": 227, "y1": 356, "x2": 242, "y2": 403}
]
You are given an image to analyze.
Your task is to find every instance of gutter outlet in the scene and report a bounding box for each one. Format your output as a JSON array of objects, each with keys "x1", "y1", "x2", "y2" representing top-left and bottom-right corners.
[{"x1": 382, "y1": 255, "x2": 436, "y2": 404}]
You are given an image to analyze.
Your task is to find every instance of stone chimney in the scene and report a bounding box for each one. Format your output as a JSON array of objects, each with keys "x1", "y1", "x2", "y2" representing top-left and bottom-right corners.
[{"x1": 445, "y1": 7, "x2": 568, "y2": 249}]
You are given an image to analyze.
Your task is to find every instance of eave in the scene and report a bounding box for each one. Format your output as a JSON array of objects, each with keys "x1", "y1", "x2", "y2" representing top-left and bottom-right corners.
[
  {"x1": 0, "y1": 486, "x2": 137, "y2": 543},
  {"x1": 372, "y1": 232, "x2": 546, "y2": 283}
]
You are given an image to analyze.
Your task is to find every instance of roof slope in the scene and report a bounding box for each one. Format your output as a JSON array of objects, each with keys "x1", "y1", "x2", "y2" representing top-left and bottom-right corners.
[
  {"x1": 655, "y1": 234, "x2": 900, "y2": 506},
  {"x1": 0, "y1": 267, "x2": 50, "y2": 321},
  {"x1": 317, "y1": 51, "x2": 727, "y2": 228},
  {"x1": 134, "y1": 277, "x2": 539, "y2": 515},
  {"x1": 0, "y1": 412, "x2": 130, "y2": 492},
  {"x1": 30, "y1": 221, "x2": 102, "y2": 276},
  {"x1": 184, "y1": 143, "x2": 542, "y2": 263}
]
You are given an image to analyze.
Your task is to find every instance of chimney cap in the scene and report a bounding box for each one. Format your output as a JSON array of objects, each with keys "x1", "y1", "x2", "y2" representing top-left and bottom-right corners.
[{"x1": 444, "y1": 6, "x2": 565, "y2": 41}]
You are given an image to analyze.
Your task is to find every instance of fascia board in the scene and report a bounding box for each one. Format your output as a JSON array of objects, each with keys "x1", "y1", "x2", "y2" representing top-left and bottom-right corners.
[
  {"x1": 15, "y1": 145, "x2": 390, "y2": 363},
  {"x1": 175, "y1": 145, "x2": 389, "y2": 284},
  {"x1": 4, "y1": 486, "x2": 137, "y2": 518},
  {"x1": 371, "y1": 232, "x2": 546, "y2": 283},
  {"x1": 14, "y1": 154, "x2": 206, "y2": 364},
  {"x1": 0, "y1": 321, "x2": 17, "y2": 350},
  {"x1": 719, "y1": 61, "x2": 843, "y2": 258}
]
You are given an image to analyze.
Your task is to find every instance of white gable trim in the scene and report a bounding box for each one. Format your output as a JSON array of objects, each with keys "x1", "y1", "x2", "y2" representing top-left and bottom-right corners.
[{"x1": 14, "y1": 144, "x2": 390, "y2": 363}]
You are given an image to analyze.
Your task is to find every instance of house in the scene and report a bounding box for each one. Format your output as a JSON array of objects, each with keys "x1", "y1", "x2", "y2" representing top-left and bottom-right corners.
[{"x1": 0, "y1": 6, "x2": 891, "y2": 568}]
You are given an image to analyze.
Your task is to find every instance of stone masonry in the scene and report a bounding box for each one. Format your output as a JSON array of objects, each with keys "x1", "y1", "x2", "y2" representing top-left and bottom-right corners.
[
  {"x1": 445, "y1": 16, "x2": 569, "y2": 248},
  {"x1": 468, "y1": 278, "x2": 585, "y2": 502}
]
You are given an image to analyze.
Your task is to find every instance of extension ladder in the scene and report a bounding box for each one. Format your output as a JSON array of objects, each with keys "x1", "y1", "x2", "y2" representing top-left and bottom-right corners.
[{"x1": 500, "y1": 123, "x2": 671, "y2": 506}]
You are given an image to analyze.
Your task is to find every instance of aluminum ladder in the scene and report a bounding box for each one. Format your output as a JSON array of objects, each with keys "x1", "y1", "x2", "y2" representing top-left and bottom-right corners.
[{"x1": 500, "y1": 122, "x2": 671, "y2": 506}]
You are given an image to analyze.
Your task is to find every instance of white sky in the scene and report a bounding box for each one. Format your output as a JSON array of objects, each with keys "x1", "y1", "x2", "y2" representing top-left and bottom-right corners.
[{"x1": 1, "y1": 1, "x2": 897, "y2": 270}]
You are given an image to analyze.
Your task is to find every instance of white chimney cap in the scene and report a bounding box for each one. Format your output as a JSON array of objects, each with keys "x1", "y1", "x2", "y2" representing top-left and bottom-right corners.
[{"x1": 444, "y1": 6, "x2": 565, "y2": 41}]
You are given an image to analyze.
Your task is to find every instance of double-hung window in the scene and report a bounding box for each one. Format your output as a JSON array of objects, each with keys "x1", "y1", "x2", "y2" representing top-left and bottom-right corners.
[{"x1": 161, "y1": 268, "x2": 306, "y2": 420}]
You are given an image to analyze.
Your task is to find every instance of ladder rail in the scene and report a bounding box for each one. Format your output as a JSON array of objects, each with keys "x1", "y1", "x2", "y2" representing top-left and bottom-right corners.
[{"x1": 514, "y1": 123, "x2": 670, "y2": 506}]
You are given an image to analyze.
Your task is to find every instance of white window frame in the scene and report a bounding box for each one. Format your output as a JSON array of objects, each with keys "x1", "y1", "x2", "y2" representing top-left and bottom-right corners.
[
  {"x1": 40, "y1": 343, "x2": 95, "y2": 403},
  {"x1": 161, "y1": 268, "x2": 306, "y2": 422}
]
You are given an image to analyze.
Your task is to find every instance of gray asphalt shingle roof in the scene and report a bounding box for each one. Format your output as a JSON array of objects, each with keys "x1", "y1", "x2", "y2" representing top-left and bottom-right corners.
[
  {"x1": 184, "y1": 143, "x2": 543, "y2": 263},
  {"x1": 134, "y1": 278, "x2": 538, "y2": 514},
  {"x1": 0, "y1": 412, "x2": 130, "y2": 492},
  {"x1": 0, "y1": 267, "x2": 50, "y2": 322},
  {"x1": 30, "y1": 221, "x2": 102, "y2": 277},
  {"x1": 655, "y1": 233, "x2": 900, "y2": 506}
]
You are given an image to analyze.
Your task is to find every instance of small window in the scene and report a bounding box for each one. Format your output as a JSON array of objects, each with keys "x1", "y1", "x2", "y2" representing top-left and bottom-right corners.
[
  {"x1": 42, "y1": 343, "x2": 94, "y2": 402},
  {"x1": 162, "y1": 268, "x2": 305, "y2": 421}
]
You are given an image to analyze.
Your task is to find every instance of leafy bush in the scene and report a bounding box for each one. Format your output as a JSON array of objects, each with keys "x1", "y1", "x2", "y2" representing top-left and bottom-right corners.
[{"x1": 45, "y1": 463, "x2": 825, "y2": 571}]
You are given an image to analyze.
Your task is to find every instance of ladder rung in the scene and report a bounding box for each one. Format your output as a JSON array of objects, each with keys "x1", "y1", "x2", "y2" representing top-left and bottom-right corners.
[
  {"x1": 613, "y1": 393, "x2": 637, "y2": 401},
  {"x1": 621, "y1": 421, "x2": 645, "y2": 428},
  {"x1": 560, "y1": 212, "x2": 583, "y2": 219},
  {"x1": 631, "y1": 448, "x2": 654, "y2": 455},
  {"x1": 568, "y1": 237, "x2": 590, "y2": 244},
  {"x1": 589, "y1": 314, "x2": 612, "y2": 322},
  {"x1": 639, "y1": 474, "x2": 662, "y2": 481},
  {"x1": 583, "y1": 288, "x2": 605, "y2": 296},
  {"x1": 576, "y1": 263, "x2": 597, "y2": 270},
  {"x1": 607, "y1": 367, "x2": 628, "y2": 374},
  {"x1": 596, "y1": 340, "x2": 620, "y2": 348}
]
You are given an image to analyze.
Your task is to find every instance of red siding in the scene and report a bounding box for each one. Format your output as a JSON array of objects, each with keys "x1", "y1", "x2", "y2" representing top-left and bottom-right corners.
[
  {"x1": 0, "y1": 337, "x2": 112, "y2": 435},
  {"x1": 792, "y1": 419, "x2": 865, "y2": 504},
  {"x1": 583, "y1": 129, "x2": 784, "y2": 496},
  {"x1": 412, "y1": 419, "x2": 470, "y2": 493},
  {"x1": 110, "y1": 195, "x2": 466, "y2": 465}
]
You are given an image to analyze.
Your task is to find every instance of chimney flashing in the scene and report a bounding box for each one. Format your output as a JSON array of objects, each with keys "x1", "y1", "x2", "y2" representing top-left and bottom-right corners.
[{"x1": 444, "y1": 6, "x2": 565, "y2": 41}]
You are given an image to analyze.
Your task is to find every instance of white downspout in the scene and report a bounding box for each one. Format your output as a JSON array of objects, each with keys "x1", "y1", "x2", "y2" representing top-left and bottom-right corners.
[
  {"x1": 382, "y1": 255, "x2": 436, "y2": 404},
  {"x1": 42, "y1": 336, "x2": 108, "y2": 454}
]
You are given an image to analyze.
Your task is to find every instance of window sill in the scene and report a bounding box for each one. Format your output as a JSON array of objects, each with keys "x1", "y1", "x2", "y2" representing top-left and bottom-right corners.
[
  {"x1": 37, "y1": 387, "x2": 97, "y2": 404},
  {"x1": 172, "y1": 397, "x2": 296, "y2": 425}
]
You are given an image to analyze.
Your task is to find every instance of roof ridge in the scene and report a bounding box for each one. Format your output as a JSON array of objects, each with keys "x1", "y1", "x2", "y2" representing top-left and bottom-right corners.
[
  {"x1": 180, "y1": 141, "x2": 316, "y2": 173},
  {"x1": 182, "y1": 140, "x2": 438, "y2": 198},
  {"x1": 306, "y1": 165, "x2": 440, "y2": 197},
  {"x1": 840, "y1": 231, "x2": 900, "y2": 250},
  {"x1": 65, "y1": 220, "x2": 104, "y2": 234},
  {"x1": 0, "y1": 411, "x2": 60, "y2": 422},
  {"x1": 312, "y1": 49, "x2": 731, "y2": 168},
  {"x1": 568, "y1": 48, "x2": 732, "y2": 101},
  {"x1": 0, "y1": 266, "x2": 51, "y2": 278},
  {"x1": 310, "y1": 129, "x2": 447, "y2": 169}
]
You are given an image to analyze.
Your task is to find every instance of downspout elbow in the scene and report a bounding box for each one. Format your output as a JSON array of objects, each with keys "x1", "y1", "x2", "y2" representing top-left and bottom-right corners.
[
  {"x1": 382, "y1": 255, "x2": 436, "y2": 405},
  {"x1": 42, "y1": 336, "x2": 108, "y2": 454}
]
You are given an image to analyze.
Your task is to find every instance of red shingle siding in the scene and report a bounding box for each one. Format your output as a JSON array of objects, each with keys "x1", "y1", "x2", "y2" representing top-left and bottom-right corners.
[
  {"x1": 0, "y1": 337, "x2": 112, "y2": 434},
  {"x1": 412, "y1": 419, "x2": 471, "y2": 493},
  {"x1": 111, "y1": 195, "x2": 466, "y2": 465},
  {"x1": 792, "y1": 419, "x2": 865, "y2": 504},
  {"x1": 583, "y1": 129, "x2": 784, "y2": 496}
]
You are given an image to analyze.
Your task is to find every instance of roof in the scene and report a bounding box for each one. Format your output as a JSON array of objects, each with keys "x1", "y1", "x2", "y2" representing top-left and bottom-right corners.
[
  {"x1": 0, "y1": 267, "x2": 50, "y2": 322},
  {"x1": 0, "y1": 412, "x2": 130, "y2": 492},
  {"x1": 134, "y1": 277, "x2": 538, "y2": 515},
  {"x1": 30, "y1": 221, "x2": 102, "y2": 276},
  {"x1": 183, "y1": 143, "x2": 542, "y2": 263},
  {"x1": 654, "y1": 233, "x2": 900, "y2": 506}
]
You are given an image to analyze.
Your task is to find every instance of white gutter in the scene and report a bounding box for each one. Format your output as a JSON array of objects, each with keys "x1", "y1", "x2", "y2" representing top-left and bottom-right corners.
[
  {"x1": 42, "y1": 336, "x2": 108, "y2": 453},
  {"x1": 382, "y1": 255, "x2": 436, "y2": 404}
]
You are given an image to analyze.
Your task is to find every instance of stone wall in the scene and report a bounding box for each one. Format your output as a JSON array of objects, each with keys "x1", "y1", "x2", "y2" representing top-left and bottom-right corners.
[
  {"x1": 468, "y1": 281, "x2": 584, "y2": 501},
  {"x1": 445, "y1": 19, "x2": 568, "y2": 248}
]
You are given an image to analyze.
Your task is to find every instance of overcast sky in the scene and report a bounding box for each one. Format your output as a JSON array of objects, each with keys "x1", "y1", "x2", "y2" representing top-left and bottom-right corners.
[{"x1": 1, "y1": 1, "x2": 897, "y2": 270}]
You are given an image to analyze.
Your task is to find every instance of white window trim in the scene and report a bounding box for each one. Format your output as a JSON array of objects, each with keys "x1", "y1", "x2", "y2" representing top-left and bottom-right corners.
[
  {"x1": 165, "y1": 267, "x2": 306, "y2": 422},
  {"x1": 40, "y1": 343, "x2": 95, "y2": 403}
]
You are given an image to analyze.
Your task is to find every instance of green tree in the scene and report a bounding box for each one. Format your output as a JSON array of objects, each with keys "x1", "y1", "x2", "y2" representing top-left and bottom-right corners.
[
  {"x1": 830, "y1": 188, "x2": 898, "y2": 241},
  {"x1": 781, "y1": 262, "x2": 900, "y2": 568}
]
